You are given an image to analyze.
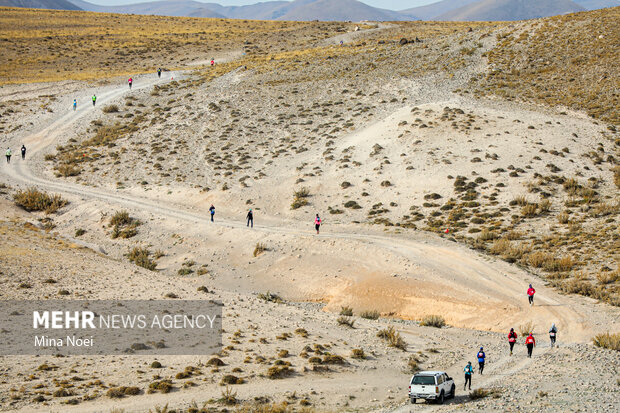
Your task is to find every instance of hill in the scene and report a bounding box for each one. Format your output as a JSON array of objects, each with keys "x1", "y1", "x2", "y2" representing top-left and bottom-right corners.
[
  {"x1": 271, "y1": 0, "x2": 408, "y2": 21},
  {"x1": 70, "y1": 0, "x2": 226, "y2": 17},
  {"x1": 438, "y1": 0, "x2": 585, "y2": 21},
  {"x1": 0, "y1": 0, "x2": 80, "y2": 9},
  {"x1": 574, "y1": 0, "x2": 620, "y2": 9},
  {"x1": 399, "y1": 0, "x2": 479, "y2": 20}
]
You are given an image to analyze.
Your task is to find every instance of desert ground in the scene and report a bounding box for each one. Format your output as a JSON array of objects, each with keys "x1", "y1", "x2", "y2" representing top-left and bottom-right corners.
[{"x1": 0, "y1": 6, "x2": 618, "y2": 413}]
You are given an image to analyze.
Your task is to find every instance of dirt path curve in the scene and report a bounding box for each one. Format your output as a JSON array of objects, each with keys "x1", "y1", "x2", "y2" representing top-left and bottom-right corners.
[{"x1": 0, "y1": 37, "x2": 594, "y2": 346}]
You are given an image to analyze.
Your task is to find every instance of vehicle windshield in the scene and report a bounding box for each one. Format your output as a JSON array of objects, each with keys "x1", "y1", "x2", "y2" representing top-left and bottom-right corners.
[{"x1": 412, "y1": 375, "x2": 435, "y2": 385}]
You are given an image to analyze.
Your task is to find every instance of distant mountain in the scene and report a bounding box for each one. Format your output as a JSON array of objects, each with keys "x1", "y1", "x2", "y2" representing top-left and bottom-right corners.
[
  {"x1": 200, "y1": 1, "x2": 288, "y2": 20},
  {"x1": 0, "y1": 0, "x2": 81, "y2": 9},
  {"x1": 271, "y1": 0, "x2": 408, "y2": 21},
  {"x1": 399, "y1": 0, "x2": 479, "y2": 20},
  {"x1": 70, "y1": 0, "x2": 226, "y2": 17},
  {"x1": 436, "y1": 0, "x2": 585, "y2": 21},
  {"x1": 573, "y1": 0, "x2": 620, "y2": 9},
  {"x1": 68, "y1": 0, "x2": 413, "y2": 21}
]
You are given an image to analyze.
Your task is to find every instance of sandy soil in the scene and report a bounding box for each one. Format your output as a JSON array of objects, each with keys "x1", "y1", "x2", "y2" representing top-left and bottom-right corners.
[{"x1": 0, "y1": 20, "x2": 618, "y2": 413}]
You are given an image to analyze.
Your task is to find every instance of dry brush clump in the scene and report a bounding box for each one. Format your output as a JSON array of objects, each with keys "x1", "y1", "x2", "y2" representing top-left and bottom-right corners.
[
  {"x1": 13, "y1": 188, "x2": 67, "y2": 214},
  {"x1": 127, "y1": 247, "x2": 157, "y2": 271},
  {"x1": 592, "y1": 332, "x2": 620, "y2": 351},
  {"x1": 419, "y1": 315, "x2": 446, "y2": 328},
  {"x1": 377, "y1": 326, "x2": 407, "y2": 351}
]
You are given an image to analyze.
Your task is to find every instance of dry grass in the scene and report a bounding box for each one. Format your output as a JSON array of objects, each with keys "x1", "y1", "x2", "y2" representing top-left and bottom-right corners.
[
  {"x1": 0, "y1": 7, "x2": 351, "y2": 84},
  {"x1": 476, "y1": 7, "x2": 620, "y2": 124},
  {"x1": 377, "y1": 326, "x2": 407, "y2": 351},
  {"x1": 13, "y1": 188, "x2": 67, "y2": 214},
  {"x1": 518, "y1": 321, "x2": 535, "y2": 337},
  {"x1": 592, "y1": 332, "x2": 620, "y2": 351},
  {"x1": 419, "y1": 315, "x2": 446, "y2": 328},
  {"x1": 253, "y1": 242, "x2": 268, "y2": 257},
  {"x1": 127, "y1": 247, "x2": 157, "y2": 271}
]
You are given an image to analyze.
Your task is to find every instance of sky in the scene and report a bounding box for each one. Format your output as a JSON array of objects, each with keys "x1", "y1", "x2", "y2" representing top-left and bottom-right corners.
[{"x1": 86, "y1": 0, "x2": 439, "y2": 11}]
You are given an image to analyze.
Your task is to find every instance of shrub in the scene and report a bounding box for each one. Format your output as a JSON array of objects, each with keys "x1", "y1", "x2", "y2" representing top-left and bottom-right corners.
[
  {"x1": 258, "y1": 291, "x2": 283, "y2": 303},
  {"x1": 220, "y1": 375, "x2": 244, "y2": 385},
  {"x1": 322, "y1": 354, "x2": 345, "y2": 364},
  {"x1": 408, "y1": 355, "x2": 420, "y2": 372},
  {"x1": 543, "y1": 256, "x2": 575, "y2": 273},
  {"x1": 344, "y1": 200, "x2": 361, "y2": 209},
  {"x1": 351, "y1": 348, "x2": 365, "y2": 359},
  {"x1": 420, "y1": 315, "x2": 446, "y2": 328},
  {"x1": 339, "y1": 306, "x2": 353, "y2": 316},
  {"x1": 377, "y1": 326, "x2": 407, "y2": 350},
  {"x1": 102, "y1": 104, "x2": 119, "y2": 113},
  {"x1": 127, "y1": 247, "x2": 157, "y2": 271},
  {"x1": 148, "y1": 380, "x2": 173, "y2": 394},
  {"x1": 613, "y1": 166, "x2": 620, "y2": 189},
  {"x1": 592, "y1": 332, "x2": 620, "y2": 351},
  {"x1": 266, "y1": 366, "x2": 293, "y2": 379},
  {"x1": 521, "y1": 203, "x2": 539, "y2": 217},
  {"x1": 518, "y1": 321, "x2": 535, "y2": 337},
  {"x1": 291, "y1": 187, "x2": 310, "y2": 209},
  {"x1": 151, "y1": 361, "x2": 162, "y2": 368},
  {"x1": 52, "y1": 388, "x2": 73, "y2": 397},
  {"x1": 74, "y1": 228, "x2": 86, "y2": 237},
  {"x1": 337, "y1": 316, "x2": 354, "y2": 328},
  {"x1": 253, "y1": 242, "x2": 267, "y2": 257},
  {"x1": 206, "y1": 357, "x2": 224, "y2": 367},
  {"x1": 107, "y1": 387, "x2": 140, "y2": 398},
  {"x1": 360, "y1": 310, "x2": 380, "y2": 320},
  {"x1": 469, "y1": 388, "x2": 489, "y2": 400},
  {"x1": 596, "y1": 269, "x2": 619, "y2": 285},
  {"x1": 14, "y1": 188, "x2": 67, "y2": 214}
]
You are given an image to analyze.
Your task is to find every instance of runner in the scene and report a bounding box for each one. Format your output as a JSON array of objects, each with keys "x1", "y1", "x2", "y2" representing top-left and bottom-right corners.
[
  {"x1": 314, "y1": 213, "x2": 321, "y2": 234},
  {"x1": 5, "y1": 147, "x2": 11, "y2": 164},
  {"x1": 128, "y1": 77, "x2": 133, "y2": 89},
  {"x1": 527, "y1": 284, "x2": 536, "y2": 306},
  {"x1": 210, "y1": 58, "x2": 215, "y2": 67},
  {"x1": 73, "y1": 99, "x2": 77, "y2": 111},
  {"x1": 508, "y1": 327, "x2": 517, "y2": 355},
  {"x1": 92, "y1": 95, "x2": 97, "y2": 107},
  {"x1": 246, "y1": 209, "x2": 253, "y2": 228},
  {"x1": 463, "y1": 361, "x2": 474, "y2": 390},
  {"x1": 549, "y1": 323, "x2": 558, "y2": 348},
  {"x1": 209, "y1": 204, "x2": 215, "y2": 222},
  {"x1": 157, "y1": 68, "x2": 162, "y2": 78},
  {"x1": 525, "y1": 332, "x2": 536, "y2": 358},
  {"x1": 477, "y1": 347, "x2": 486, "y2": 374},
  {"x1": 21, "y1": 145, "x2": 26, "y2": 160}
]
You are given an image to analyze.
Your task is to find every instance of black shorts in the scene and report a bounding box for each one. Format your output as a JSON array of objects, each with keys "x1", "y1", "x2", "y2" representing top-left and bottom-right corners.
[{"x1": 315, "y1": 224, "x2": 320, "y2": 230}]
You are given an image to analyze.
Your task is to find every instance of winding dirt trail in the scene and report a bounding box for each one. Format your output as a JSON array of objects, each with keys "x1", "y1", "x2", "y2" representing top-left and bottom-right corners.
[{"x1": 0, "y1": 31, "x2": 601, "y2": 351}]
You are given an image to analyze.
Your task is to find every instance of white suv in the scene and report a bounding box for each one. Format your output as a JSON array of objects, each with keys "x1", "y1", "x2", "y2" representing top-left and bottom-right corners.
[{"x1": 408, "y1": 371, "x2": 455, "y2": 404}]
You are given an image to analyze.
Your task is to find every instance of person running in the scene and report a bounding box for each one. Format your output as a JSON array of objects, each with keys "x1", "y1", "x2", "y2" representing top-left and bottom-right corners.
[
  {"x1": 92, "y1": 95, "x2": 97, "y2": 107},
  {"x1": 246, "y1": 209, "x2": 253, "y2": 228},
  {"x1": 463, "y1": 361, "x2": 474, "y2": 390},
  {"x1": 477, "y1": 347, "x2": 486, "y2": 374},
  {"x1": 20, "y1": 145, "x2": 26, "y2": 160},
  {"x1": 527, "y1": 284, "x2": 536, "y2": 306},
  {"x1": 157, "y1": 68, "x2": 162, "y2": 78},
  {"x1": 525, "y1": 332, "x2": 536, "y2": 358},
  {"x1": 5, "y1": 147, "x2": 11, "y2": 164},
  {"x1": 508, "y1": 328, "x2": 518, "y2": 356},
  {"x1": 209, "y1": 204, "x2": 215, "y2": 222},
  {"x1": 73, "y1": 99, "x2": 77, "y2": 111},
  {"x1": 128, "y1": 77, "x2": 133, "y2": 89},
  {"x1": 549, "y1": 323, "x2": 558, "y2": 348},
  {"x1": 210, "y1": 58, "x2": 215, "y2": 67},
  {"x1": 314, "y1": 214, "x2": 321, "y2": 234}
]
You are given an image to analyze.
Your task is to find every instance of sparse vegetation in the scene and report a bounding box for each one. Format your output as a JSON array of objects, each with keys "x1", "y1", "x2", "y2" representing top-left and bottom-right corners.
[
  {"x1": 592, "y1": 332, "x2": 620, "y2": 351},
  {"x1": 13, "y1": 188, "x2": 67, "y2": 214},
  {"x1": 420, "y1": 315, "x2": 446, "y2": 328}
]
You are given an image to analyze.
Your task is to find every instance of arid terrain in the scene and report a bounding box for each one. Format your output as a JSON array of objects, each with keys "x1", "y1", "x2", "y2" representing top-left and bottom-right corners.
[{"x1": 0, "y1": 5, "x2": 618, "y2": 413}]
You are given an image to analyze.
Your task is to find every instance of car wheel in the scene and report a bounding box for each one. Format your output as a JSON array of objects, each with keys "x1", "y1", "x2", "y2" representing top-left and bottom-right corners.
[
  {"x1": 410, "y1": 398, "x2": 416, "y2": 404},
  {"x1": 450, "y1": 385, "x2": 456, "y2": 398},
  {"x1": 437, "y1": 391, "x2": 444, "y2": 404}
]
